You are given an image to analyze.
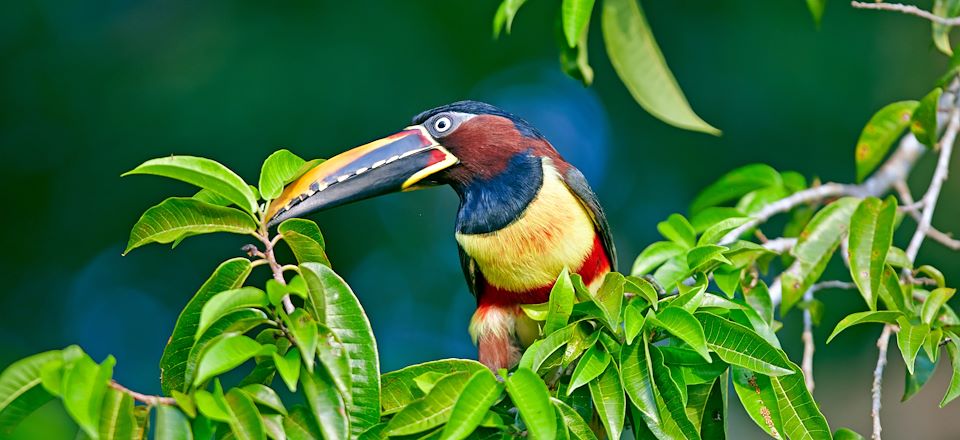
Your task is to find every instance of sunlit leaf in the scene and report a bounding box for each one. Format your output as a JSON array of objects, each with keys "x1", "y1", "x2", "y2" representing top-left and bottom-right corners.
[
  {"x1": 855, "y1": 101, "x2": 918, "y2": 182},
  {"x1": 241, "y1": 384, "x2": 287, "y2": 416},
  {"x1": 933, "y1": 0, "x2": 960, "y2": 55},
  {"x1": 770, "y1": 361, "x2": 831, "y2": 440},
  {"x1": 273, "y1": 348, "x2": 301, "y2": 393},
  {"x1": 279, "y1": 219, "x2": 330, "y2": 267},
  {"x1": 650, "y1": 307, "x2": 710, "y2": 361},
  {"x1": 657, "y1": 214, "x2": 696, "y2": 249},
  {"x1": 194, "y1": 334, "x2": 265, "y2": 386},
  {"x1": 649, "y1": 346, "x2": 700, "y2": 439},
  {"x1": 505, "y1": 368, "x2": 556, "y2": 439},
  {"x1": 301, "y1": 363, "x2": 348, "y2": 440},
  {"x1": 316, "y1": 324, "x2": 351, "y2": 403},
  {"x1": 731, "y1": 366, "x2": 783, "y2": 438},
  {"x1": 545, "y1": 268, "x2": 575, "y2": 335},
  {"x1": 155, "y1": 405, "x2": 193, "y2": 440},
  {"x1": 588, "y1": 363, "x2": 625, "y2": 440},
  {"x1": 552, "y1": 398, "x2": 598, "y2": 440},
  {"x1": 561, "y1": 0, "x2": 595, "y2": 47},
  {"x1": 381, "y1": 359, "x2": 487, "y2": 415},
  {"x1": 438, "y1": 370, "x2": 503, "y2": 440},
  {"x1": 806, "y1": 0, "x2": 826, "y2": 26},
  {"x1": 493, "y1": 0, "x2": 528, "y2": 36},
  {"x1": 690, "y1": 164, "x2": 781, "y2": 214},
  {"x1": 848, "y1": 196, "x2": 896, "y2": 310},
  {"x1": 631, "y1": 241, "x2": 686, "y2": 276},
  {"x1": 591, "y1": 273, "x2": 625, "y2": 333},
  {"x1": 0, "y1": 350, "x2": 61, "y2": 435},
  {"x1": 567, "y1": 344, "x2": 611, "y2": 396},
  {"x1": 99, "y1": 388, "x2": 135, "y2": 440},
  {"x1": 896, "y1": 316, "x2": 931, "y2": 375},
  {"x1": 282, "y1": 405, "x2": 322, "y2": 440},
  {"x1": 826, "y1": 310, "x2": 901, "y2": 343},
  {"x1": 124, "y1": 198, "x2": 257, "y2": 254},
  {"x1": 696, "y1": 313, "x2": 792, "y2": 376},
  {"x1": 941, "y1": 332, "x2": 960, "y2": 407},
  {"x1": 686, "y1": 244, "x2": 731, "y2": 272},
  {"x1": 197, "y1": 287, "x2": 268, "y2": 338},
  {"x1": 259, "y1": 149, "x2": 307, "y2": 201},
  {"x1": 62, "y1": 353, "x2": 114, "y2": 438},
  {"x1": 912, "y1": 88, "x2": 943, "y2": 147},
  {"x1": 782, "y1": 197, "x2": 860, "y2": 313},
  {"x1": 124, "y1": 156, "x2": 257, "y2": 213},
  {"x1": 601, "y1": 0, "x2": 719, "y2": 134},
  {"x1": 225, "y1": 388, "x2": 267, "y2": 440},
  {"x1": 698, "y1": 217, "x2": 751, "y2": 246},
  {"x1": 161, "y1": 258, "x2": 252, "y2": 395},
  {"x1": 518, "y1": 323, "x2": 577, "y2": 374},
  {"x1": 921, "y1": 287, "x2": 956, "y2": 324}
]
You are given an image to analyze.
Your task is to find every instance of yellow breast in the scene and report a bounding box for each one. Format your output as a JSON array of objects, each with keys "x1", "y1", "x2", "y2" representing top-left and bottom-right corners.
[{"x1": 455, "y1": 159, "x2": 597, "y2": 293}]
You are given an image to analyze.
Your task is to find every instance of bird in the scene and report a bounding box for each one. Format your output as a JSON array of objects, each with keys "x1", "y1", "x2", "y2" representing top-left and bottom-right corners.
[{"x1": 266, "y1": 101, "x2": 616, "y2": 371}]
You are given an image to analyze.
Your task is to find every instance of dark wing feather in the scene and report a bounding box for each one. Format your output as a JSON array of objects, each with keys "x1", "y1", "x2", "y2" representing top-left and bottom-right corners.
[
  {"x1": 458, "y1": 243, "x2": 484, "y2": 299},
  {"x1": 562, "y1": 166, "x2": 618, "y2": 270}
]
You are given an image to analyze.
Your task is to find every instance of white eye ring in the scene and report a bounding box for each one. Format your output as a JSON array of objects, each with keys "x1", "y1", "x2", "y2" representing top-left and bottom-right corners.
[{"x1": 434, "y1": 116, "x2": 452, "y2": 133}]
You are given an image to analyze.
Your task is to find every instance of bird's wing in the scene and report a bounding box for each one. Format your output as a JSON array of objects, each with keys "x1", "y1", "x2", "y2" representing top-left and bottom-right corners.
[
  {"x1": 458, "y1": 243, "x2": 484, "y2": 299},
  {"x1": 562, "y1": 166, "x2": 618, "y2": 271}
]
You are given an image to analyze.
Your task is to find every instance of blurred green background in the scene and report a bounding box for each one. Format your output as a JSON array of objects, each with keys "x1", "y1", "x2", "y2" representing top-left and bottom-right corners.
[{"x1": 2, "y1": 0, "x2": 959, "y2": 438}]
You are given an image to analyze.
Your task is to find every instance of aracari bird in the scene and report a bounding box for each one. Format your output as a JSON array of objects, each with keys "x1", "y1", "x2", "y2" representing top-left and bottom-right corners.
[{"x1": 266, "y1": 101, "x2": 616, "y2": 371}]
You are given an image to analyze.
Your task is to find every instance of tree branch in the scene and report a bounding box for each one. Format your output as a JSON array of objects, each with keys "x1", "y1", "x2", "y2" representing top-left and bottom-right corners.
[
  {"x1": 894, "y1": 181, "x2": 960, "y2": 250},
  {"x1": 872, "y1": 325, "x2": 893, "y2": 440},
  {"x1": 905, "y1": 109, "x2": 960, "y2": 261},
  {"x1": 109, "y1": 380, "x2": 176, "y2": 406},
  {"x1": 255, "y1": 229, "x2": 295, "y2": 314},
  {"x1": 851, "y1": 1, "x2": 960, "y2": 26},
  {"x1": 802, "y1": 288, "x2": 816, "y2": 394}
]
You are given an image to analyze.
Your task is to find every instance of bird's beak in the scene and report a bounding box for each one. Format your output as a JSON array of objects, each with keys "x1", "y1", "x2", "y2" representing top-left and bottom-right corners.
[{"x1": 266, "y1": 125, "x2": 458, "y2": 226}]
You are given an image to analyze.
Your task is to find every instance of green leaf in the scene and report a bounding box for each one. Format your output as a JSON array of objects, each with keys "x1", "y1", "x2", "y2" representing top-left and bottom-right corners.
[
  {"x1": 299, "y1": 263, "x2": 380, "y2": 436},
  {"x1": 225, "y1": 388, "x2": 267, "y2": 440},
  {"x1": 782, "y1": 197, "x2": 861, "y2": 313},
  {"x1": 262, "y1": 414, "x2": 285, "y2": 440},
  {"x1": 386, "y1": 372, "x2": 471, "y2": 436},
  {"x1": 99, "y1": 388, "x2": 135, "y2": 440},
  {"x1": 698, "y1": 217, "x2": 751, "y2": 246},
  {"x1": 194, "y1": 334, "x2": 264, "y2": 386},
  {"x1": 933, "y1": 0, "x2": 960, "y2": 55},
  {"x1": 591, "y1": 273, "x2": 625, "y2": 333},
  {"x1": 544, "y1": 268, "x2": 575, "y2": 335},
  {"x1": 124, "y1": 198, "x2": 257, "y2": 254},
  {"x1": 587, "y1": 363, "x2": 625, "y2": 440},
  {"x1": 132, "y1": 406, "x2": 150, "y2": 440},
  {"x1": 941, "y1": 332, "x2": 960, "y2": 407},
  {"x1": 896, "y1": 316, "x2": 931, "y2": 374},
  {"x1": 124, "y1": 155, "x2": 258, "y2": 214},
  {"x1": 279, "y1": 219, "x2": 330, "y2": 266},
  {"x1": 601, "y1": 0, "x2": 718, "y2": 134},
  {"x1": 558, "y1": 17, "x2": 594, "y2": 86},
  {"x1": 917, "y1": 264, "x2": 946, "y2": 288},
  {"x1": 567, "y1": 344, "x2": 611, "y2": 395},
  {"x1": 855, "y1": 101, "x2": 919, "y2": 182},
  {"x1": 506, "y1": 368, "x2": 556, "y2": 440},
  {"x1": 63, "y1": 353, "x2": 114, "y2": 439},
  {"x1": 922, "y1": 287, "x2": 955, "y2": 324},
  {"x1": 696, "y1": 312, "x2": 793, "y2": 376},
  {"x1": 381, "y1": 359, "x2": 487, "y2": 415},
  {"x1": 317, "y1": 324, "x2": 352, "y2": 402},
  {"x1": 649, "y1": 346, "x2": 701, "y2": 440},
  {"x1": 911, "y1": 88, "x2": 943, "y2": 147},
  {"x1": 878, "y1": 266, "x2": 911, "y2": 315},
  {"x1": 690, "y1": 164, "x2": 781, "y2": 214},
  {"x1": 283, "y1": 405, "x2": 322, "y2": 440},
  {"x1": 657, "y1": 214, "x2": 696, "y2": 249},
  {"x1": 241, "y1": 384, "x2": 287, "y2": 415},
  {"x1": 493, "y1": 0, "x2": 528, "y2": 36},
  {"x1": 624, "y1": 301, "x2": 647, "y2": 346},
  {"x1": 771, "y1": 361, "x2": 831, "y2": 440},
  {"x1": 886, "y1": 247, "x2": 912, "y2": 270},
  {"x1": 903, "y1": 350, "x2": 937, "y2": 402},
  {"x1": 624, "y1": 276, "x2": 659, "y2": 310},
  {"x1": 439, "y1": 370, "x2": 503, "y2": 440},
  {"x1": 924, "y1": 328, "x2": 943, "y2": 363},
  {"x1": 284, "y1": 309, "x2": 318, "y2": 373},
  {"x1": 186, "y1": 308, "x2": 269, "y2": 388},
  {"x1": 197, "y1": 287, "x2": 268, "y2": 338},
  {"x1": 161, "y1": 258, "x2": 252, "y2": 395},
  {"x1": 631, "y1": 241, "x2": 685, "y2": 276},
  {"x1": 806, "y1": 0, "x2": 826, "y2": 26},
  {"x1": 731, "y1": 366, "x2": 784, "y2": 438},
  {"x1": 561, "y1": 0, "x2": 594, "y2": 47},
  {"x1": 155, "y1": 405, "x2": 193, "y2": 440},
  {"x1": 0, "y1": 350, "x2": 61, "y2": 435},
  {"x1": 848, "y1": 196, "x2": 897, "y2": 310},
  {"x1": 259, "y1": 149, "x2": 307, "y2": 200},
  {"x1": 170, "y1": 391, "x2": 195, "y2": 418},
  {"x1": 552, "y1": 398, "x2": 598, "y2": 440},
  {"x1": 273, "y1": 348, "x2": 301, "y2": 393},
  {"x1": 650, "y1": 307, "x2": 710, "y2": 361},
  {"x1": 834, "y1": 428, "x2": 866, "y2": 440},
  {"x1": 621, "y1": 338, "x2": 666, "y2": 436},
  {"x1": 301, "y1": 363, "x2": 348, "y2": 440},
  {"x1": 826, "y1": 311, "x2": 902, "y2": 343},
  {"x1": 518, "y1": 324, "x2": 578, "y2": 374},
  {"x1": 686, "y1": 244, "x2": 731, "y2": 272},
  {"x1": 743, "y1": 280, "x2": 774, "y2": 324}
]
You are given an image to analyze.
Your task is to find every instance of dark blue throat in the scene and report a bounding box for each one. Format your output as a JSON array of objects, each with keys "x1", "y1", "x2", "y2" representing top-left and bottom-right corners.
[{"x1": 453, "y1": 154, "x2": 544, "y2": 235}]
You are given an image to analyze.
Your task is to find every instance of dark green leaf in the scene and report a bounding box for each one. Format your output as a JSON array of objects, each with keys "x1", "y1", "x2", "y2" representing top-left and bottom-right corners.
[
  {"x1": 911, "y1": 88, "x2": 943, "y2": 147},
  {"x1": 279, "y1": 219, "x2": 330, "y2": 267},
  {"x1": 696, "y1": 313, "x2": 792, "y2": 376},
  {"x1": 161, "y1": 258, "x2": 252, "y2": 395},
  {"x1": 601, "y1": 0, "x2": 719, "y2": 134},
  {"x1": 826, "y1": 311, "x2": 902, "y2": 343},
  {"x1": 301, "y1": 363, "x2": 348, "y2": 440},
  {"x1": 855, "y1": 101, "x2": 919, "y2": 182},
  {"x1": 903, "y1": 350, "x2": 937, "y2": 402},
  {"x1": 438, "y1": 370, "x2": 503, "y2": 440},
  {"x1": 782, "y1": 197, "x2": 860, "y2": 313},
  {"x1": 649, "y1": 346, "x2": 700, "y2": 439},
  {"x1": 225, "y1": 388, "x2": 267, "y2": 440},
  {"x1": 506, "y1": 368, "x2": 556, "y2": 440},
  {"x1": 848, "y1": 196, "x2": 896, "y2": 310},
  {"x1": 155, "y1": 405, "x2": 193, "y2": 440},
  {"x1": 125, "y1": 198, "x2": 257, "y2": 254},
  {"x1": 299, "y1": 262, "x2": 380, "y2": 436},
  {"x1": 259, "y1": 150, "x2": 306, "y2": 200},
  {"x1": 124, "y1": 156, "x2": 258, "y2": 213}
]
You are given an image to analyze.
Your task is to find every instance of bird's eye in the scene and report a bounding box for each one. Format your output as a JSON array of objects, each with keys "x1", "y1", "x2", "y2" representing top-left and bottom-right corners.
[{"x1": 434, "y1": 116, "x2": 452, "y2": 133}]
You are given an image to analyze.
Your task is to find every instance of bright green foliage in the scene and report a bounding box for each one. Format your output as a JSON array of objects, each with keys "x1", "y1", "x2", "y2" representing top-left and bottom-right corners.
[
  {"x1": 124, "y1": 197, "x2": 257, "y2": 254},
  {"x1": 124, "y1": 156, "x2": 259, "y2": 214},
  {"x1": 847, "y1": 196, "x2": 897, "y2": 310},
  {"x1": 258, "y1": 149, "x2": 307, "y2": 201},
  {"x1": 854, "y1": 101, "x2": 918, "y2": 182}
]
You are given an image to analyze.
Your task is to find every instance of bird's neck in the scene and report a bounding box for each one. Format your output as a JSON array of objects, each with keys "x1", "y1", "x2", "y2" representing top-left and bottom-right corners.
[{"x1": 451, "y1": 153, "x2": 544, "y2": 235}]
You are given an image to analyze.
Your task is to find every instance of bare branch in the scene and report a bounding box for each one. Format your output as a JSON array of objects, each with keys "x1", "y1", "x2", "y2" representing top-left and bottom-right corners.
[
  {"x1": 802, "y1": 288, "x2": 816, "y2": 394},
  {"x1": 762, "y1": 237, "x2": 797, "y2": 254},
  {"x1": 255, "y1": 228, "x2": 295, "y2": 314},
  {"x1": 872, "y1": 325, "x2": 894, "y2": 440},
  {"x1": 851, "y1": 1, "x2": 960, "y2": 26},
  {"x1": 905, "y1": 109, "x2": 959, "y2": 261},
  {"x1": 109, "y1": 380, "x2": 176, "y2": 406}
]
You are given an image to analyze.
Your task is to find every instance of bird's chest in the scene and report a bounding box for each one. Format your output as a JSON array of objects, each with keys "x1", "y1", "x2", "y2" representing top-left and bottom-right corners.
[{"x1": 455, "y1": 165, "x2": 599, "y2": 295}]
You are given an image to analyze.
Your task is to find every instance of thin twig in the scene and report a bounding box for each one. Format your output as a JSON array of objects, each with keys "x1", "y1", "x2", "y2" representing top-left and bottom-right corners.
[
  {"x1": 256, "y1": 229, "x2": 295, "y2": 314},
  {"x1": 809, "y1": 280, "x2": 857, "y2": 293},
  {"x1": 802, "y1": 288, "x2": 816, "y2": 394},
  {"x1": 905, "y1": 109, "x2": 959, "y2": 261},
  {"x1": 851, "y1": 1, "x2": 960, "y2": 26},
  {"x1": 871, "y1": 325, "x2": 893, "y2": 440},
  {"x1": 109, "y1": 381, "x2": 176, "y2": 406},
  {"x1": 762, "y1": 237, "x2": 797, "y2": 254}
]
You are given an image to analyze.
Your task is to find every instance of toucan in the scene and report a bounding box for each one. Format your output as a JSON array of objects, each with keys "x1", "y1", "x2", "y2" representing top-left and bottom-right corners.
[{"x1": 266, "y1": 101, "x2": 616, "y2": 371}]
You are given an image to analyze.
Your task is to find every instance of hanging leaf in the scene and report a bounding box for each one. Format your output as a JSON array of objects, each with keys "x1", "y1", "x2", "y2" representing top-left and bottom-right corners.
[
  {"x1": 903, "y1": 351, "x2": 938, "y2": 402},
  {"x1": 932, "y1": 0, "x2": 960, "y2": 55},
  {"x1": 782, "y1": 197, "x2": 860, "y2": 313},
  {"x1": 911, "y1": 88, "x2": 943, "y2": 147},
  {"x1": 826, "y1": 311, "x2": 902, "y2": 343},
  {"x1": 854, "y1": 101, "x2": 918, "y2": 182},
  {"x1": 921, "y1": 287, "x2": 956, "y2": 324},
  {"x1": 897, "y1": 316, "x2": 931, "y2": 375},
  {"x1": 731, "y1": 366, "x2": 784, "y2": 438},
  {"x1": 941, "y1": 332, "x2": 960, "y2": 407},
  {"x1": 558, "y1": 15, "x2": 595, "y2": 86},
  {"x1": 438, "y1": 370, "x2": 503, "y2": 440},
  {"x1": 588, "y1": 363, "x2": 625, "y2": 440},
  {"x1": 649, "y1": 346, "x2": 701, "y2": 439},
  {"x1": 492, "y1": 0, "x2": 529, "y2": 37},
  {"x1": 98, "y1": 388, "x2": 136, "y2": 440},
  {"x1": 770, "y1": 361, "x2": 832, "y2": 440},
  {"x1": 301, "y1": 364, "x2": 348, "y2": 440},
  {"x1": 806, "y1": 0, "x2": 827, "y2": 27},
  {"x1": 544, "y1": 268, "x2": 575, "y2": 335},
  {"x1": 225, "y1": 388, "x2": 267, "y2": 440},
  {"x1": 506, "y1": 368, "x2": 557, "y2": 440},
  {"x1": 552, "y1": 398, "x2": 599, "y2": 440},
  {"x1": 696, "y1": 313, "x2": 793, "y2": 376},
  {"x1": 155, "y1": 405, "x2": 193, "y2": 440},
  {"x1": 601, "y1": 0, "x2": 719, "y2": 134},
  {"x1": 124, "y1": 155, "x2": 258, "y2": 214},
  {"x1": 273, "y1": 348, "x2": 301, "y2": 393},
  {"x1": 847, "y1": 196, "x2": 897, "y2": 310},
  {"x1": 124, "y1": 198, "x2": 257, "y2": 254},
  {"x1": 562, "y1": 0, "x2": 595, "y2": 47}
]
